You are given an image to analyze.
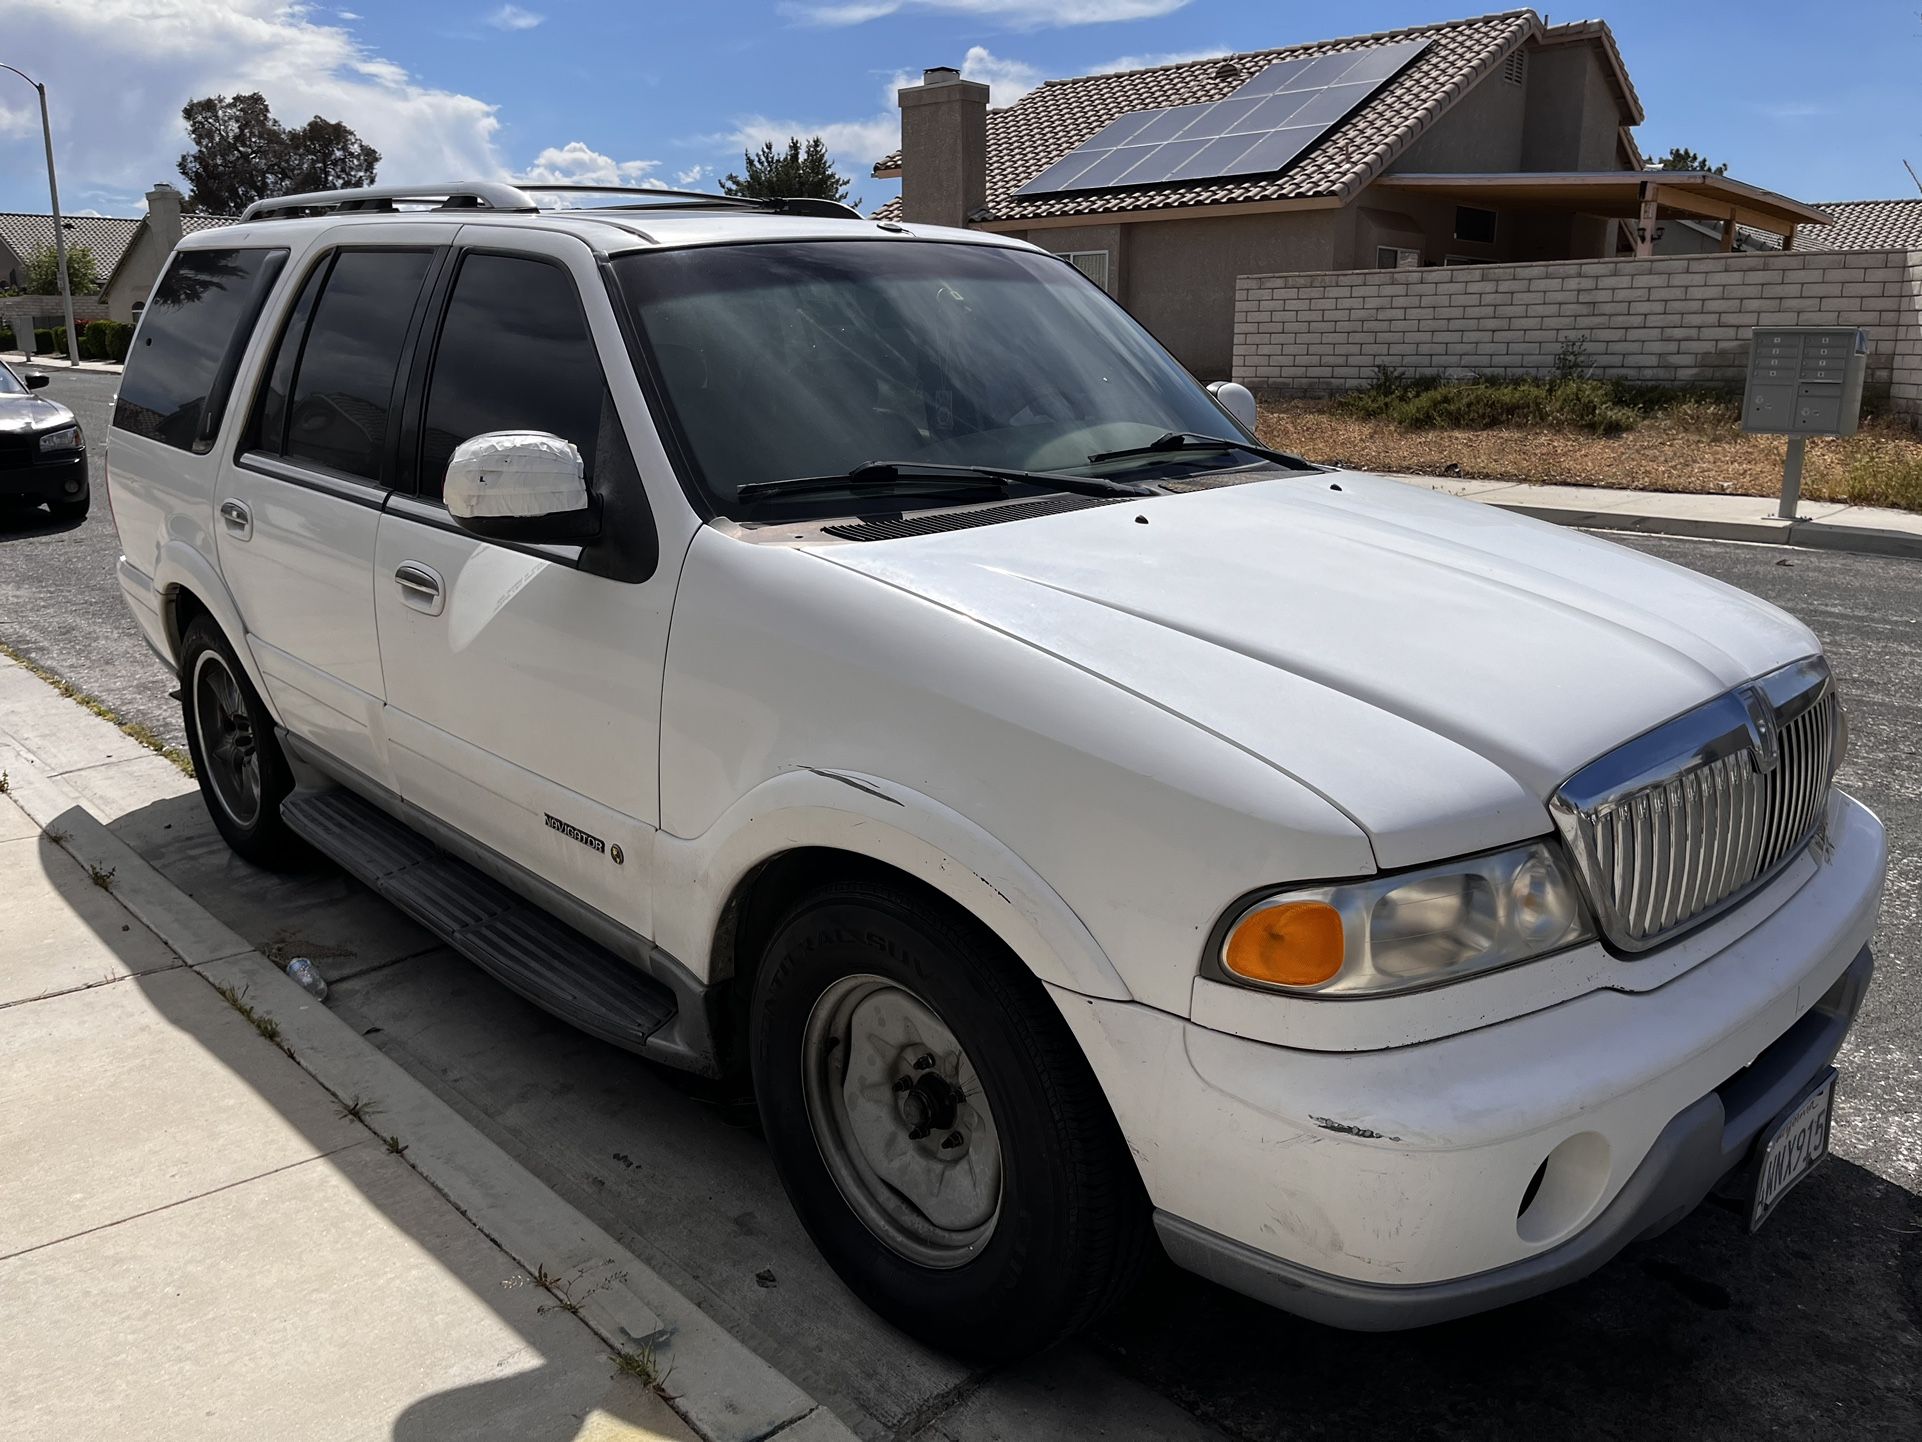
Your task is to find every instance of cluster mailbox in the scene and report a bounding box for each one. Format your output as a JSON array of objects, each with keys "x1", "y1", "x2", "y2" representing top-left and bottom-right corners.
[{"x1": 1741, "y1": 326, "x2": 1870, "y2": 438}]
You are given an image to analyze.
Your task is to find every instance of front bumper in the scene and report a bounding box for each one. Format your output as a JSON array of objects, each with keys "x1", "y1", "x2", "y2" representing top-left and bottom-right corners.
[
  {"x1": 0, "y1": 449, "x2": 87, "y2": 503},
  {"x1": 1158, "y1": 946, "x2": 1872, "y2": 1330},
  {"x1": 1051, "y1": 790, "x2": 1885, "y2": 1327}
]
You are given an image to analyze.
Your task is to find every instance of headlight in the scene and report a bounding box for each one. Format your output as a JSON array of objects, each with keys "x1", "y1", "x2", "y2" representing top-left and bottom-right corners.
[
  {"x1": 1216, "y1": 840, "x2": 1595, "y2": 997},
  {"x1": 37, "y1": 424, "x2": 82, "y2": 453}
]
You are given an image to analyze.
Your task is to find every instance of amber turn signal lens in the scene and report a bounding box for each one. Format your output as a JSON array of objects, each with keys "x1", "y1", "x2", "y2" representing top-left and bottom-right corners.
[{"x1": 1224, "y1": 901, "x2": 1345, "y2": 987}]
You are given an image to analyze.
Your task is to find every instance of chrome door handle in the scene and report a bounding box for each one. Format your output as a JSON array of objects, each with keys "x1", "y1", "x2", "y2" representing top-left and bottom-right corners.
[
  {"x1": 393, "y1": 561, "x2": 445, "y2": 616},
  {"x1": 218, "y1": 498, "x2": 252, "y2": 540}
]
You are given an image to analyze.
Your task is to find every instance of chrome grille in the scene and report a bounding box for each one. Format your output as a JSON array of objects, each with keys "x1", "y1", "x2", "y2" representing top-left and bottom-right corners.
[{"x1": 1550, "y1": 658, "x2": 1840, "y2": 952}]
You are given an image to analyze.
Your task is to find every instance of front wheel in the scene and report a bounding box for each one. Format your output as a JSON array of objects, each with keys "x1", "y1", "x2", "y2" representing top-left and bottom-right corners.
[
  {"x1": 179, "y1": 617, "x2": 305, "y2": 868},
  {"x1": 750, "y1": 878, "x2": 1149, "y2": 1359}
]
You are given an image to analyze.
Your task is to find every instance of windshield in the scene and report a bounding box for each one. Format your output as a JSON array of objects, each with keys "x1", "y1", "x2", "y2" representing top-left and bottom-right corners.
[
  {"x1": 0, "y1": 366, "x2": 25, "y2": 397},
  {"x1": 612, "y1": 241, "x2": 1240, "y2": 513}
]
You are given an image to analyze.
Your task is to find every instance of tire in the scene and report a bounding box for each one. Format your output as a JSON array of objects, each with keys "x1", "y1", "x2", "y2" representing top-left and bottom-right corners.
[
  {"x1": 47, "y1": 496, "x2": 89, "y2": 523},
  {"x1": 750, "y1": 877, "x2": 1149, "y2": 1359},
  {"x1": 178, "y1": 617, "x2": 305, "y2": 868}
]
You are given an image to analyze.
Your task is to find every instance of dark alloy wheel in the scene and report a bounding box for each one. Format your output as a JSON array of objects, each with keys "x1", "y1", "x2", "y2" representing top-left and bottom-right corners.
[
  {"x1": 750, "y1": 876, "x2": 1150, "y2": 1360},
  {"x1": 178, "y1": 617, "x2": 305, "y2": 868}
]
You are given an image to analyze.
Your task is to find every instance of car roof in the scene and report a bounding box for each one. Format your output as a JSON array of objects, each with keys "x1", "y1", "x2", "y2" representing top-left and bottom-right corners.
[{"x1": 175, "y1": 205, "x2": 1039, "y2": 258}]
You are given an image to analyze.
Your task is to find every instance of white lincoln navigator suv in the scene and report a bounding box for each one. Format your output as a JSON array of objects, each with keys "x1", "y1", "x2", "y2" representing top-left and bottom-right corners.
[{"x1": 106, "y1": 182, "x2": 1885, "y2": 1358}]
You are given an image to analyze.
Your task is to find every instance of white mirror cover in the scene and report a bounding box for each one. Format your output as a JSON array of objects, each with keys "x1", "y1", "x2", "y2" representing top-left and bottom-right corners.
[
  {"x1": 1208, "y1": 381, "x2": 1260, "y2": 435},
  {"x1": 444, "y1": 431, "x2": 588, "y2": 520}
]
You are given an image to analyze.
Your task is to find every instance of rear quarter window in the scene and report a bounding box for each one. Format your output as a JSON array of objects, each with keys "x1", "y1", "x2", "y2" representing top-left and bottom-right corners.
[{"x1": 114, "y1": 247, "x2": 286, "y2": 452}]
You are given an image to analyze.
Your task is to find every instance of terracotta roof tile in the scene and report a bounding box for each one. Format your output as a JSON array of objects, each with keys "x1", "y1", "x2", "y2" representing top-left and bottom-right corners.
[
  {"x1": 0, "y1": 212, "x2": 140, "y2": 279},
  {"x1": 1776, "y1": 199, "x2": 1922, "y2": 253},
  {"x1": 875, "y1": 9, "x2": 1544, "y2": 223}
]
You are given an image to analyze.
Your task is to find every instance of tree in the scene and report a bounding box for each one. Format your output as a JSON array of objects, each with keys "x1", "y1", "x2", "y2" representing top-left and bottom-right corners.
[
  {"x1": 1650, "y1": 146, "x2": 1728, "y2": 176},
  {"x1": 21, "y1": 244, "x2": 99, "y2": 296},
  {"x1": 177, "y1": 93, "x2": 380, "y2": 213},
  {"x1": 721, "y1": 137, "x2": 856, "y2": 206}
]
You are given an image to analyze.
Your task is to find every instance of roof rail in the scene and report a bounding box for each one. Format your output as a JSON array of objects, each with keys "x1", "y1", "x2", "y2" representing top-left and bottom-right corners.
[
  {"x1": 237, "y1": 179, "x2": 866, "y2": 225},
  {"x1": 510, "y1": 182, "x2": 862, "y2": 219},
  {"x1": 239, "y1": 181, "x2": 537, "y2": 222}
]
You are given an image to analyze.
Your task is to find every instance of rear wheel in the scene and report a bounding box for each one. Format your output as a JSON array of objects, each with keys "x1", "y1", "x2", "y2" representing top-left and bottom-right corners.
[
  {"x1": 179, "y1": 617, "x2": 305, "y2": 868},
  {"x1": 750, "y1": 877, "x2": 1149, "y2": 1359}
]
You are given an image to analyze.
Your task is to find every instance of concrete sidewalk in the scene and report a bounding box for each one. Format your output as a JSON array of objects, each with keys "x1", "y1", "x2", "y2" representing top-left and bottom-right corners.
[
  {"x1": 0, "y1": 656, "x2": 854, "y2": 1442},
  {"x1": 1, "y1": 348, "x2": 122, "y2": 375},
  {"x1": 1385, "y1": 472, "x2": 1922, "y2": 559}
]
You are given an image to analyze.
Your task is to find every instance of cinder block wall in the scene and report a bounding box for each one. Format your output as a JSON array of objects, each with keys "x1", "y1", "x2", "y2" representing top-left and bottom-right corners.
[
  {"x1": 0, "y1": 294, "x2": 110, "y2": 352},
  {"x1": 1233, "y1": 249, "x2": 1922, "y2": 426}
]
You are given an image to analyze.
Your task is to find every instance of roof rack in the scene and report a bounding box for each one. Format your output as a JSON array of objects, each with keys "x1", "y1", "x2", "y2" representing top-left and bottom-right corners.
[
  {"x1": 239, "y1": 180, "x2": 864, "y2": 224},
  {"x1": 238, "y1": 181, "x2": 537, "y2": 222}
]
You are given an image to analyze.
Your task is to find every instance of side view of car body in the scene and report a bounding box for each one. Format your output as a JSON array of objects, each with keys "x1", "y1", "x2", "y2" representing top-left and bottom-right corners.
[{"x1": 106, "y1": 182, "x2": 1885, "y2": 1358}]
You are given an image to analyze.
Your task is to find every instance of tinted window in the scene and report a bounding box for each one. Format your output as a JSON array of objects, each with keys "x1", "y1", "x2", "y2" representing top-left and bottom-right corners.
[
  {"x1": 114, "y1": 248, "x2": 283, "y2": 451},
  {"x1": 286, "y1": 249, "x2": 433, "y2": 482},
  {"x1": 420, "y1": 253, "x2": 606, "y2": 501},
  {"x1": 250, "y1": 255, "x2": 330, "y2": 455}
]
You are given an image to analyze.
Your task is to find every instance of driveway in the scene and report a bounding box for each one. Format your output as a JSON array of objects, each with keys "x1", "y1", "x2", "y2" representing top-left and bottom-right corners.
[{"x1": 3, "y1": 366, "x2": 1917, "y2": 1438}]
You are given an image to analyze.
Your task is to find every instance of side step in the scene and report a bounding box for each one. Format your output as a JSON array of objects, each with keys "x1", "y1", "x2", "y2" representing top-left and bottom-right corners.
[{"x1": 282, "y1": 786, "x2": 683, "y2": 1060}]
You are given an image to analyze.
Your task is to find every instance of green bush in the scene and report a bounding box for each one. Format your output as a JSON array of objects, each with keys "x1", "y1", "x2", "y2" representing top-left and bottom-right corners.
[
  {"x1": 1335, "y1": 370, "x2": 1736, "y2": 438},
  {"x1": 98, "y1": 319, "x2": 134, "y2": 363}
]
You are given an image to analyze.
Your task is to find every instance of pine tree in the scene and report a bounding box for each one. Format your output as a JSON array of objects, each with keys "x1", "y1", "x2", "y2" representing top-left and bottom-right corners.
[{"x1": 721, "y1": 137, "x2": 856, "y2": 206}]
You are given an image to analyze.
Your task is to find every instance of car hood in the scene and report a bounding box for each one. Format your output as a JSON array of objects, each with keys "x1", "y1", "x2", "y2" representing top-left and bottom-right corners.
[
  {"x1": 808, "y1": 471, "x2": 1820, "y2": 868},
  {"x1": 0, "y1": 394, "x2": 73, "y2": 435}
]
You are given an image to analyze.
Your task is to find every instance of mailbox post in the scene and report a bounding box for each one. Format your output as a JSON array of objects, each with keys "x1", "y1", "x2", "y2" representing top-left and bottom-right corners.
[{"x1": 1740, "y1": 326, "x2": 1870, "y2": 520}]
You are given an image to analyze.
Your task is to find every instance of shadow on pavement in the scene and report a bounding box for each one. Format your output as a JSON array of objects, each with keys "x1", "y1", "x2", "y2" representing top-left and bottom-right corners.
[
  {"x1": 0, "y1": 500, "x2": 85, "y2": 540},
  {"x1": 17, "y1": 815, "x2": 683, "y2": 1442}
]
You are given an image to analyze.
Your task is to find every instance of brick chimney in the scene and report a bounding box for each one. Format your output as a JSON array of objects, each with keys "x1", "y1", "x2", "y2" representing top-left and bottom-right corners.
[
  {"x1": 898, "y1": 66, "x2": 989, "y2": 228},
  {"x1": 145, "y1": 182, "x2": 185, "y2": 251}
]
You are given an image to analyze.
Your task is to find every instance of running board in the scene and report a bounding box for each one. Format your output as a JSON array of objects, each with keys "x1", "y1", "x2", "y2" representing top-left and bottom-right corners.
[{"x1": 281, "y1": 786, "x2": 706, "y2": 1070}]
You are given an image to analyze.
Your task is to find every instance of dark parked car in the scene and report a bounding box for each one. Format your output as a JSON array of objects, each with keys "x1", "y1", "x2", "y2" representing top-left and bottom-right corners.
[{"x1": 0, "y1": 361, "x2": 87, "y2": 521}]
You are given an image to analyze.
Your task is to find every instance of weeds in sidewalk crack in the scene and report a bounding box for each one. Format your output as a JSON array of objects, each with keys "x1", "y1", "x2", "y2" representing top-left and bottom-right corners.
[
  {"x1": 609, "y1": 1343, "x2": 672, "y2": 1395},
  {"x1": 334, "y1": 1094, "x2": 380, "y2": 1124},
  {"x1": 211, "y1": 978, "x2": 294, "y2": 1056},
  {"x1": 44, "y1": 825, "x2": 68, "y2": 844},
  {"x1": 88, "y1": 863, "x2": 116, "y2": 891},
  {"x1": 383, "y1": 1134, "x2": 408, "y2": 1156},
  {"x1": 533, "y1": 1262, "x2": 629, "y2": 1319},
  {"x1": 0, "y1": 769, "x2": 9, "y2": 794}
]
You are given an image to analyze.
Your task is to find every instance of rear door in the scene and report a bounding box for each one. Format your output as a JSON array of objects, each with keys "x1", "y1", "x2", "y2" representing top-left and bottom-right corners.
[
  {"x1": 372, "y1": 228, "x2": 669, "y2": 937},
  {"x1": 218, "y1": 227, "x2": 441, "y2": 787}
]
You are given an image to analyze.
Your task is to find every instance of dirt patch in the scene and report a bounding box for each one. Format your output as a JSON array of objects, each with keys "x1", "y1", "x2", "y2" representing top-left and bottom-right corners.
[{"x1": 1257, "y1": 400, "x2": 1922, "y2": 514}]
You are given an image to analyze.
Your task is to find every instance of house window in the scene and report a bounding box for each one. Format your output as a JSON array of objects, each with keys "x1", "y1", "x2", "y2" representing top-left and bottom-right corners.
[
  {"x1": 1453, "y1": 205, "x2": 1498, "y2": 244},
  {"x1": 1376, "y1": 246, "x2": 1422, "y2": 270},
  {"x1": 1058, "y1": 250, "x2": 1110, "y2": 292}
]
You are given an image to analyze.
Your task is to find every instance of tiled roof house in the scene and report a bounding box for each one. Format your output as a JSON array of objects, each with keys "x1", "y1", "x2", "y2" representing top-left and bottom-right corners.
[{"x1": 880, "y1": 8, "x2": 1828, "y2": 376}]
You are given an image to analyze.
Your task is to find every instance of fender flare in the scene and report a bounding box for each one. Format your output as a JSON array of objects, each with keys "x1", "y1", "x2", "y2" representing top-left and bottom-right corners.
[
  {"x1": 653, "y1": 767, "x2": 1133, "y2": 1002},
  {"x1": 151, "y1": 539, "x2": 283, "y2": 725}
]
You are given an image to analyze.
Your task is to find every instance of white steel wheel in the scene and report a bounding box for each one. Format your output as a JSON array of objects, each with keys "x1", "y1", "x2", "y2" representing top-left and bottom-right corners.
[{"x1": 801, "y1": 974, "x2": 1004, "y2": 1269}]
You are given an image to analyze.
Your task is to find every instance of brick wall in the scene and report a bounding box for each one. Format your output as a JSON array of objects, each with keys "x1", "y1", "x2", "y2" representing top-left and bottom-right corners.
[{"x1": 1233, "y1": 249, "x2": 1922, "y2": 426}]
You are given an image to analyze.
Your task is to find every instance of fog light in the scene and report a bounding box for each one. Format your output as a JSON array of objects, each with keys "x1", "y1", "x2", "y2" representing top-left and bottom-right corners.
[{"x1": 64, "y1": 479, "x2": 81, "y2": 494}]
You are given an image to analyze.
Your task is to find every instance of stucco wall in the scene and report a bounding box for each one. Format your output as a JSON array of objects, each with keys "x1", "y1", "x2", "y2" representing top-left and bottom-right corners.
[
  {"x1": 1014, "y1": 207, "x2": 1344, "y2": 378},
  {"x1": 1232, "y1": 248, "x2": 1922, "y2": 426},
  {"x1": 102, "y1": 225, "x2": 175, "y2": 322}
]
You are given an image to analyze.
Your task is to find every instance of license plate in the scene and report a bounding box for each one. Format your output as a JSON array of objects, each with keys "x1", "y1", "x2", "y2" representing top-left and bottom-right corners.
[{"x1": 1749, "y1": 1068, "x2": 1836, "y2": 1232}]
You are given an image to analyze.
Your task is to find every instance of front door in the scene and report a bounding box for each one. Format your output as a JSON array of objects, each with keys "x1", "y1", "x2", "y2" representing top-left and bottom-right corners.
[
  {"x1": 372, "y1": 230, "x2": 672, "y2": 939},
  {"x1": 218, "y1": 229, "x2": 441, "y2": 787}
]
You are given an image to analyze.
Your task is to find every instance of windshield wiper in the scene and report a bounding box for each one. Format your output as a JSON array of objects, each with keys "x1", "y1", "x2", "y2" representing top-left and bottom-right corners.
[
  {"x1": 735, "y1": 460, "x2": 1153, "y2": 505},
  {"x1": 1086, "y1": 431, "x2": 1314, "y2": 470}
]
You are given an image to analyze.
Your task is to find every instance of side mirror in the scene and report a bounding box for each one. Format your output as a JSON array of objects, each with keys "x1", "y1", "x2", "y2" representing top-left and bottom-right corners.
[
  {"x1": 1207, "y1": 380, "x2": 1258, "y2": 436},
  {"x1": 445, "y1": 431, "x2": 599, "y2": 543},
  {"x1": 24, "y1": 371, "x2": 49, "y2": 390}
]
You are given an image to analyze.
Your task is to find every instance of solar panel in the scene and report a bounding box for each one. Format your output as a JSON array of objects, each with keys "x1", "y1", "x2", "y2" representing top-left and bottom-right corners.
[{"x1": 1014, "y1": 36, "x2": 1430, "y2": 197}]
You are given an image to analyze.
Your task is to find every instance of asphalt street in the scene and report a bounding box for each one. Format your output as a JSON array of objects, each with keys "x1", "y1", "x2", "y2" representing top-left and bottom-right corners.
[{"x1": 3, "y1": 366, "x2": 1917, "y2": 1439}]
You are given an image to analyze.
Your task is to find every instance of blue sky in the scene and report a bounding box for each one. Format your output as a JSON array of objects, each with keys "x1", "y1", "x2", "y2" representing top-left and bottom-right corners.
[{"x1": 2, "y1": 1, "x2": 1917, "y2": 219}]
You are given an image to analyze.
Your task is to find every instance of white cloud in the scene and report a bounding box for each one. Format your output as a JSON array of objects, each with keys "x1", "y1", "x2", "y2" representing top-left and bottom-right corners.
[
  {"x1": 486, "y1": 5, "x2": 544, "y2": 30},
  {"x1": 787, "y1": 0, "x2": 1189, "y2": 28},
  {"x1": 518, "y1": 140, "x2": 662, "y2": 190},
  {"x1": 337, "y1": 9, "x2": 362, "y2": 19},
  {"x1": 0, "y1": 1, "x2": 505, "y2": 214},
  {"x1": 674, "y1": 163, "x2": 710, "y2": 187},
  {"x1": 1089, "y1": 46, "x2": 1229, "y2": 75}
]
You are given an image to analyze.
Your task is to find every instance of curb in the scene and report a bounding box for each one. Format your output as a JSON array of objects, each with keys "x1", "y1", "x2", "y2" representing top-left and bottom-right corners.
[
  {"x1": 1377, "y1": 474, "x2": 1922, "y2": 560},
  {"x1": 0, "y1": 686, "x2": 855, "y2": 1442}
]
